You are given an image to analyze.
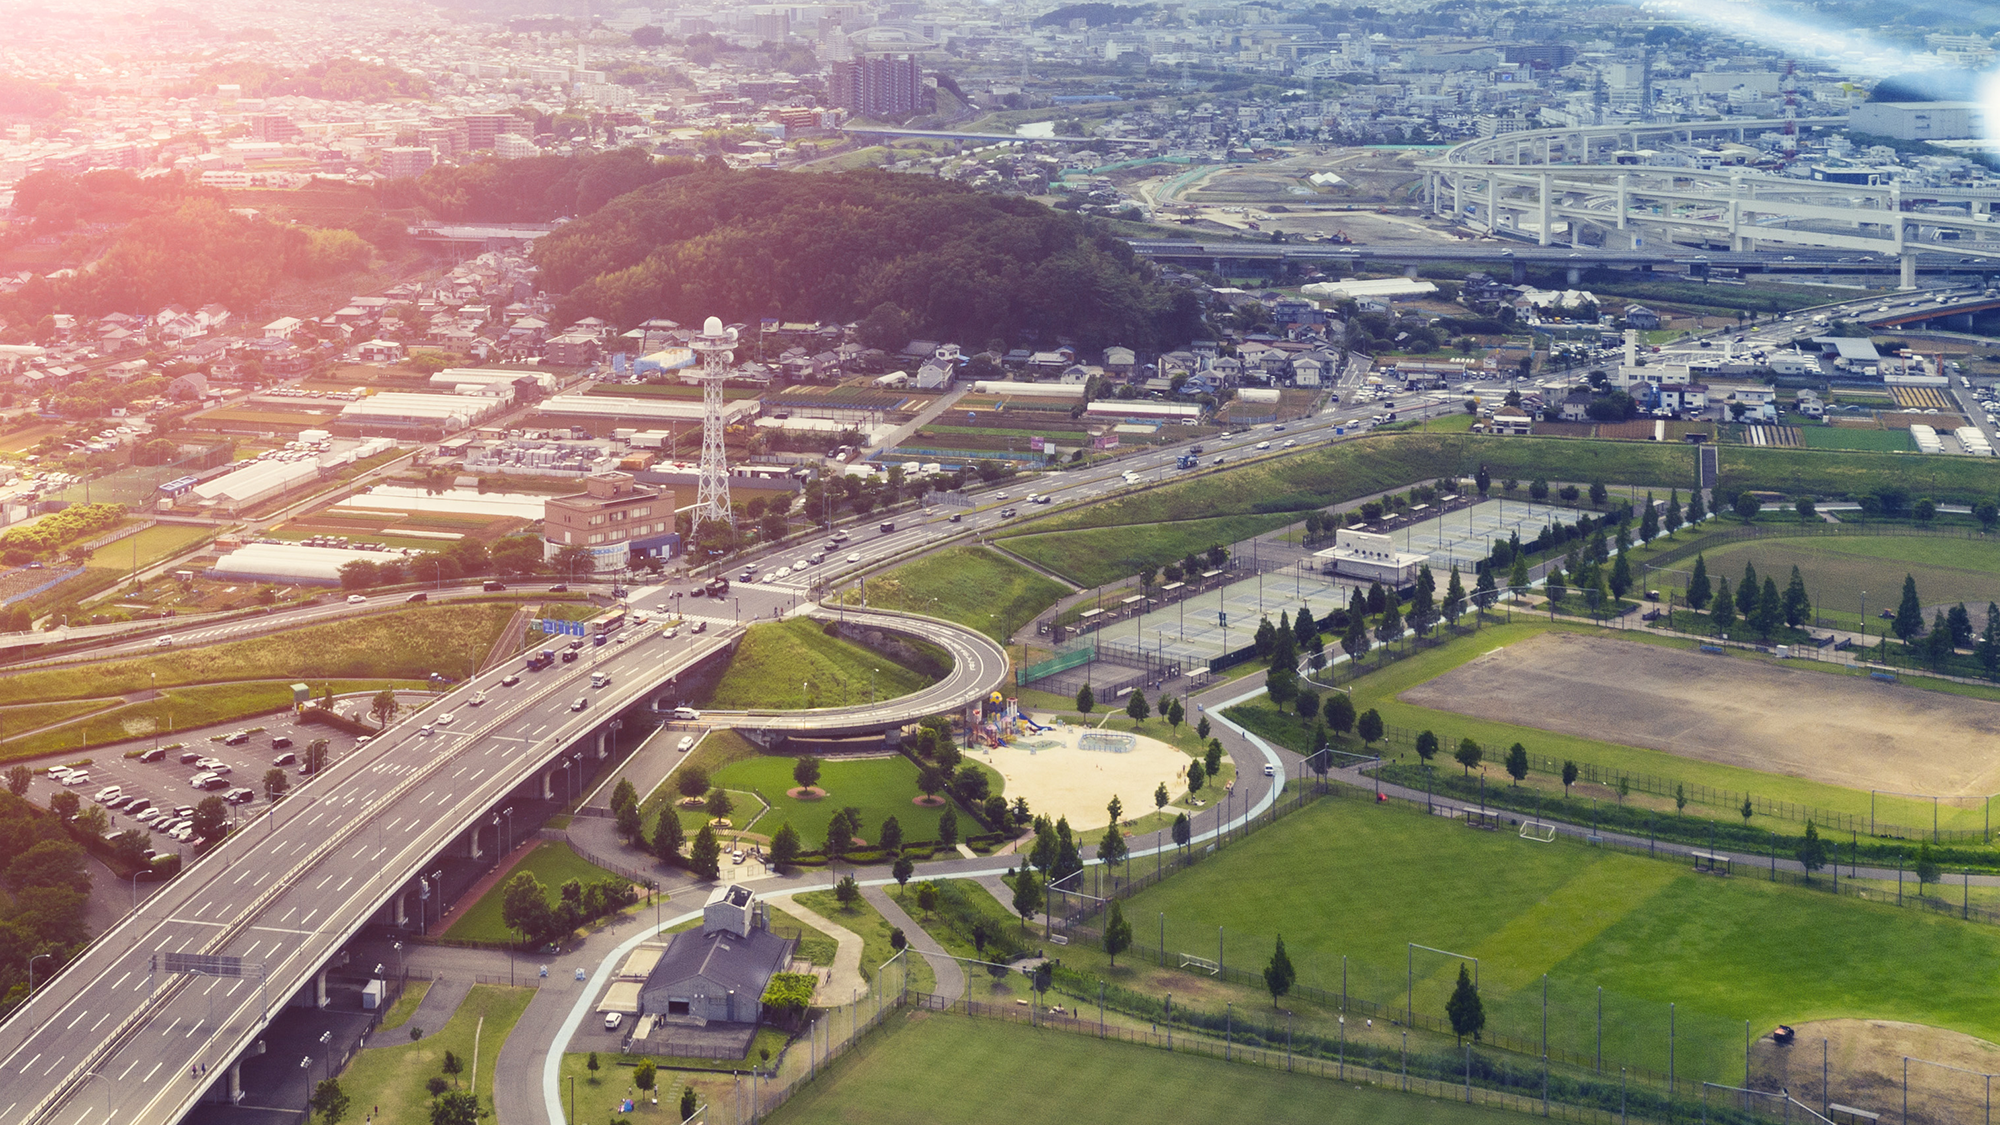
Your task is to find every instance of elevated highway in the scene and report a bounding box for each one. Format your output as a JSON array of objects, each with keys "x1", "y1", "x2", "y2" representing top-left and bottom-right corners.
[{"x1": 0, "y1": 606, "x2": 1002, "y2": 1125}]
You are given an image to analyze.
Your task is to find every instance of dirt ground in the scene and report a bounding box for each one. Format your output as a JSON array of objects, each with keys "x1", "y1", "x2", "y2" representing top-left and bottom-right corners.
[
  {"x1": 1400, "y1": 632, "x2": 2000, "y2": 797},
  {"x1": 971, "y1": 721, "x2": 1189, "y2": 832},
  {"x1": 1749, "y1": 1018, "x2": 2000, "y2": 1125}
]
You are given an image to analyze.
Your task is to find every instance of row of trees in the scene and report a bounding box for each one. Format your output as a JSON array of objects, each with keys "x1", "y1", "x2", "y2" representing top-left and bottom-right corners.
[
  {"x1": 497, "y1": 869, "x2": 638, "y2": 947},
  {"x1": 337, "y1": 534, "x2": 553, "y2": 591}
]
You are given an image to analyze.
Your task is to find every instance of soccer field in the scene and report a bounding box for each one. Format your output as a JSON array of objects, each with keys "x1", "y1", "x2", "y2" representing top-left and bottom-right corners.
[
  {"x1": 1116, "y1": 798, "x2": 2000, "y2": 1086},
  {"x1": 764, "y1": 1011, "x2": 1525, "y2": 1125},
  {"x1": 1683, "y1": 533, "x2": 2000, "y2": 630}
]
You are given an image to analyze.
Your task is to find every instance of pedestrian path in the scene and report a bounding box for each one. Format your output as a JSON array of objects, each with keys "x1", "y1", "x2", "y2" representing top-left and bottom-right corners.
[
  {"x1": 400, "y1": 977, "x2": 471, "y2": 1039},
  {"x1": 861, "y1": 885, "x2": 964, "y2": 1003},
  {"x1": 767, "y1": 893, "x2": 867, "y2": 1007}
]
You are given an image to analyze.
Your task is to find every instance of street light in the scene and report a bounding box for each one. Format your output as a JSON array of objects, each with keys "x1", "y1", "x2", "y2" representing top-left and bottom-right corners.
[{"x1": 28, "y1": 952, "x2": 52, "y2": 994}]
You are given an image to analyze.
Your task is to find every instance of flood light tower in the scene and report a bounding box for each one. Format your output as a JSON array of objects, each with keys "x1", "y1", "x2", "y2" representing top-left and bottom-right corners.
[{"x1": 688, "y1": 316, "x2": 738, "y2": 536}]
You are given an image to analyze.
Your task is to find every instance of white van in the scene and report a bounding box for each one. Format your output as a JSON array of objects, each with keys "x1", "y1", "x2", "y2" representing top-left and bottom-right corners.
[{"x1": 591, "y1": 672, "x2": 611, "y2": 688}]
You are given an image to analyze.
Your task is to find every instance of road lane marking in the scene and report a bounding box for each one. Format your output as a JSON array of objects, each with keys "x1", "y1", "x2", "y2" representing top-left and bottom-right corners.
[{"x1": 111, "y1": 972, "x2": 130, "y2": 990}]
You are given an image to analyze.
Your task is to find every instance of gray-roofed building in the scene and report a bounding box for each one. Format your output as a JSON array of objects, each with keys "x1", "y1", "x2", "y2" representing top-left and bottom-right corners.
[{"x1": 637, "y1": 886, "x2": 793, "y2": 1026}]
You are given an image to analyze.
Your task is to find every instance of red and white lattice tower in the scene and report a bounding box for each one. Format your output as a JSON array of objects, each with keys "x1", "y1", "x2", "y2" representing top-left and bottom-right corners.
[{"x1": 1780, "y1": 60, "x2": 1799, "y2": 161}]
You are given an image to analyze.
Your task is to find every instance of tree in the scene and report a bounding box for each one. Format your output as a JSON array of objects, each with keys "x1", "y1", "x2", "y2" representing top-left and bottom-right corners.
[
  {"x1": 1264, "y1": 934, "x2": 1297, "y2": 1006},
  {"x1": 1508, "y1": 554, "x2": 1530, "y2": 595},
  {"x1": 1415, "y1": 729, "x2": 1439, "y2": 763},
  {"x1": 500, "y1": 871, "x2": 552, "y2": 944},
  {"x1": 1197, "y1": 715, "x2": 1211, "y2": 741},
  {"x1": 1687, "y1": 490, "x2": 1706, "y2": 524},
  {"x1": 879, "y1": 816, "x2": 904, "y2": 854},
  {"x1": 1076, "y1": 683, "x2": 1094, "y2": 713},
  {"x1": 634, "y1": 1059, "x2": 657, "y2": 1096},
  {"x1": 705, "y1": 789, "x2": 734, "y2": 819},
  {"x1": 370, "y1": 688, "x2": 398, "y2": 729},
  {"x1": 689, "y1": 824, "x2": 722, "y2": 880},
  {"x1": 1783, "y1": 566, "x2": 1811, "y2": 628},
  {"x1": 1740, "y1": 796, "x2": 1754, "y2": 824},
  {"x1": 1796, "y1": 497, "x2": 1816, "y2": 523},
  {"x1": 1928, "y1": 610, "x2": 1954, "y2": 666},
  {"x1": 1711, "y1": 578, "x2": 1735, "y2": 631},
  {"x1": 938, "y1": 805, "x2": 959, "y2": 848},
  {"x1": 1325, "y1": 691, "x2": 1355, "y2": 734},
  {"x1": 1340, "y1": 607, "x2": 1369, "y2": 662},
  {"x1": 1665, "y1": 489, "x2": 1683, "y2": 536},
  {"x1": 430, "y1": 1091, "x2": 478, "y2": 1125},
  {"x1": 681, "y1": 1086, "x2": 698, "y2": 1121},
  {"x1": 1472, "y1": 567, "x2": 1497, "y2": 612},
  {"x1": 1738, "y1": 562, "x2": 1759, "y2": 615},
  {"x1": 1977, "y1": 500, "x2": 2000, "y2": 532},
  {"x1": 1610, "y1": 551, "x2": 1632, "y2": 600},
  {"x1": 1529, "y1": 477, "x2": 1550, "y2": 501},
  {"x1": 1171, "y1": 812, "x2": 1191, "y2": 848},
  {"x1": 1979, "y1": 603, "x2": 2000, "y2": 680},
  {"x1": 824, "y1": 809, "x2": 853, "y2": 860},
  {"x1": 1797, "y1": 820, "x2": 1829, "y2": 877},
  {"x1": 1894, "y1": 574, "x2": 1924, "y2": 643},
  {"x1": 892, "y1": 854, "x2": 915, "y2": 886},
  {"x1": 1409, "y1": 565, "x2": 1437, "y2": 636},
  {"x1": 1561, "y1": 760, "x2": 1578, "y2": 795},
  {"x1": 5, "y1": 764, "x2": 28, "y2": 797},
  {"x1": 1455, "y1": 737, "x2": 1482, "y2": 776},
  {"x1": 1099, "y1": 823, "x2": 1128, "y2": 868},
  {"x1": 1186, "y1": 759, "x2": 1206, "y2": 795},
  {"x1": 1166, "y1": 697, "x2": 1186, "y2": 729},
  {"x1": 1295, "y1": 689, "x2": 1319, "y2": 720},
  {"x1": 769, "y1": 823, "x2": 799, "y2": 870},
  {"x1": 1948, "y1": 603, "x2": 1975, "y2": 649},
  {"x1": 1916, "y1": 841, "x2": 1941, "y2": 893},
  {"x1": 1917, "y1": 498, "x2": 1937, "y2": 523},
  {"x1": 1102, "y1": 900, "x2": 1132, "y2": 966},
  {"x1": 1205, "y1": 739, "x2": 1223, "y2": 778},
  {"x1": 792, "y1": 755, "x2": 822, "y2": 792},
  {"x1": 677, "y1": 766, "x2": 712, "y2": 800},
  {"x1": 263, "y1": 767, "x2": 289, "y2": 801},
  {"x1": 1266, "y1": 665, "x2": 1297, "y2": 709},
  {"x1": 1640, "y1": 493, "x2": 1659, "y2": 541},
  {"x1": 1126, "y1": 689, "x2": 1149, "y2": 723},
  {"x1": 1733, "y1": 491, "x2": 1761, "y2": 520},
  {"x1": 311, "y1": 1078, "x2": 350, "y2": 1125},
  {"x1": 183, "y1": 797, "x2": 225, "y2": 840},
  {"x1": 1545, "y1": 566, "x2": 1566, "y2": 607},
  {"x1": 917, "y1": 765, "x2": 947, "y2": 801},
  {"x1": 1155, "y1": 782, "x2": 1170, "y2": 813},
  {"x1": 1356, "y1": 708, "x2": 1384, "y2": 746},
  {"x1": 1445, "y1": 963, "x2": 1485, "y2": 1044},
  {"x1": 615, "y1": 800, "x2": 643, "y2": 845},
  {"x1": 835, "y1": 874, "x2": 861, "y2": 906},
  {"x1": 1012, "y1": 868, "x2": 1041, "y2": 929},
  {"x1": 1589, "y1": 480, "x2": 1608, "y2": 507},
  {"x1": 1504, "y1": 743, "x2": 1529, "y2": 785},
  {"x1": 1376, "y1": 591, "x2": 1403, "y2": 648},
  {"x1": 1753, "y1": 576, "x2": 1782, "y2": 639},
  {"x1": 1443, "y1": 566, "x2": 1467, "y2": 623},
  {"x1": 442, "y1": 1050, "x2": 463, "y2": 1087},
  {"x1": 652, "y1": 807, "x2": 685, "y2": 866}
]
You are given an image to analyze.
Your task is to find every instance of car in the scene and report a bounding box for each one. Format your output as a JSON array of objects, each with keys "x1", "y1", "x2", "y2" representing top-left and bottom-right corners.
[
  {"x1": 732, "y1": 850, "x2": 747, "y2": 865},
  {"x1": 677, "y1": 735, "x2": 695, "y2": 752},
  {"x1": 347, "y1": 594, "x2": 366, "y2": 604},
  {"x1": 571, "y1": 697, "x2": 589, "y2": 712},
  {"x1": 205, "y1": 763, "x2": 232, "y2": 775},
  {"x1": 271, "y1": 735, "x2": 293, "y2": 749},
  {"x1": 847, "y1": 553, "x2": 861, "y2": 563},
  {"x1": 632, "y1": 612, "x2": 651, "y2": 625},
  {"x1": 418, "y1": 725, "x2": 436, "y2": 737},
  {"x1": 692, "y1": 620, "x2": 707, "y2": 634},
  {"x1": 436, "y1": 712, "x2": 456, "y2": 726},
  {"x1": 761, "y1": 572, "x2": 775, "y2": 584},
  {"x1": 223, "y1": 731, "x2": 251, "y2": 746},
  {"x1": 94, "y1": 785, "x2": 121, "y2": 801},
  {"x1": 664, "y1": 626, "x2": 678, "y2": 639},
  {"x1": 63, "y1": 772, "x2": 88, "y2": 787},
  {"x1": 1255, "y1": 441, "x2": 1271, "y2": 450},
  {"x1": 672, "y1": 706, "x2": 702, "y2": 722},
  {"x1": 1263, "y1": 764, "x2": 1276, "y2": 777},
  {"x1": 775, "y1": 567, "x2": 792, "y2": 579},
  {"x1": 794, "y1": 558, "x2": 811, "y2": 570},
  {"x1": 1283, "y1": 439, "x2": 1297, "y2": 448},
  {"x1": 139, "y1": 747, "x2": 167, "y2": 763},
  {"x1": 154, "y1": 635, "x2": 174, "y2": 647},
  {"x1": 561, "y1": 649, "x2": 579, "y2": 663},
  {"x1": 273, "y1": 751, "x2": 298, "y2": 766},
  {"x1": 108, "y1": 795, "x2": 135, "y2": 810},
  {"x1": 1000, "y1": 507, "x2": 1018, "y2": 518},
  {"x1": 548, "y1": 584, "x2": 568, "y2": 593},
  {"x1": 406, "y1": 592, "x2": 428, "y2": 603},
  {"x1": 470, "y1": 691, "x2": 488, "y2": 707},
  {"x1": 136, "y1": 808, "x2": 163, "y2": 825},
  {"x1": 604, "y1": 1012, "x2": 623, "y2": 1031},
  {"x1": 179, "y1": 750, "x2": 203, "y2": 764},
  {"x1": 500, "y1": 674, "x2": 521, "y2": 687}
]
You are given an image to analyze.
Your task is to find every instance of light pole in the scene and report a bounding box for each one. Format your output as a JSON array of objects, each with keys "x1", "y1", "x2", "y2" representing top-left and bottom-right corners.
[
  {"x1": 130, "y1": 869, "x2": 146, "y2": 911},
  {"x1": 431, "y1": 868, "x2": 443, "y2": 930},
  {"x1": 28, "y1": 952, "x2": 52, "y2": 994}
]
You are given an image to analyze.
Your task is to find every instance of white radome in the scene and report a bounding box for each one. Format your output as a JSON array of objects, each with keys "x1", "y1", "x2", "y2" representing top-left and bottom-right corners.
[{"x1": 704, "y1": 315, "x2": 724, "y2": 335}]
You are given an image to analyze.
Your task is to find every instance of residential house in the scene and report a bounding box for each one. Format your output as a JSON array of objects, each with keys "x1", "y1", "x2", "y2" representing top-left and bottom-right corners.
[
  {"x1": 1558, "y1": 389, "x2": 1596, "y2": 422},
  {"x1": 1102, "y1": 346, "x2": 1137, "y2": 374},
  {"x1": 1489, "y1": 406, "x2": 1534, "y2": 434},
  {"x1": 357, "y1": 339, "x2": 406, "y2": 363},
  {"x1": 262, "y1": 317, "x2": 304, "y2": 339},
  {"x1": 1624, "y1": 305, "x2": 1662, "y2": 330}
]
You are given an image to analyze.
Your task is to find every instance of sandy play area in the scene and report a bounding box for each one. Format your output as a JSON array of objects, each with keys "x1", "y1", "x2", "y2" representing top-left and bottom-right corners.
[
  {"x1": 1401, "y1": 632, "x2": 2000, "y2": 796},
  {"x1": 970, "y1": 721, "x2": 1191, "y2": 831},
  {"x1": 1750, "y1": 1019, "x2": 2000, "y2": 1125}
]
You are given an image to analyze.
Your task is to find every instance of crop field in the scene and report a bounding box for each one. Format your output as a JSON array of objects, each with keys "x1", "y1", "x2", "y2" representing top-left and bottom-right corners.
[
  {"x1": 705, "y1": 618, "x2": 934, "y2": 710},
  {"x1": 1676, "y1": 534, "x2": 2000, "y2": 630},
  {"x1": 1800, "y1": 426, "x2": 1914, "y2": 452},
  {"x1": 764, "y1": 1012, "x2": 1522, "y2": 1125},
  {"x1": 828, "y1": 546, "x2": 1067, "y2": 642},
  {"x1": 1117, "y1": 796, "x2": 2000, "y2": 1086}
]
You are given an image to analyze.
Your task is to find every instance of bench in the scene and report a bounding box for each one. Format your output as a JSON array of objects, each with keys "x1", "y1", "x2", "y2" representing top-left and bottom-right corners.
[
  {"x1": 1463, "y1": 808, "x2": 1502, "y2": 831},
  {"x1": 1690, "y1": 849, "x2": 1733, "y2": 876},
  {"x1": 1829, "y1": 1104, "x2": 1881, "y2": 1125}
]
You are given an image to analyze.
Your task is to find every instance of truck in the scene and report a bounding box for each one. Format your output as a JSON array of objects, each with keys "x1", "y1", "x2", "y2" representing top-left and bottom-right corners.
[
  {"x1": 526, "y1": 648, "x2": 556, "y2": 672},
  {"x1": 1176, "y1": 453, "x2": 1199, "y2": 469},
  {"x1": 706, "y1": 576, "x2": 730, "y2": 597}
]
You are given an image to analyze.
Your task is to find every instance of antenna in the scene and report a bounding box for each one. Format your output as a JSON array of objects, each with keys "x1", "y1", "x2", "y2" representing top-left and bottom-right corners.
[{"x1": 1780, "y1": 59, "x2": 1799, "y2": 163}]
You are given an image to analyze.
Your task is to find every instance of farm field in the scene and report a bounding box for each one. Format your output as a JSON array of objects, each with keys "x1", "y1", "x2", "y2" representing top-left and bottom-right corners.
[
  {"x1": 826, "y1": 546, "x2": 1067, "y2": 643},
  {"x1": 85, "y1": 523, "x2": 214, "y2": 569},
  {"x1": 1114, "y1": 796, "x2": 2000, "y2": 1086},
  {"x1": 766, "y1": 1010, "x2": 1532, "y2": 1125},
  {"x1": 704, "y1": 618, "x2": 935, "y2": 710},
  {"x1": 1680, "y1": 534, "x2": 2000, "y2": 631},
  {"x1": 1800, "y1": 426, "x2": 1914, "y2": 452}
]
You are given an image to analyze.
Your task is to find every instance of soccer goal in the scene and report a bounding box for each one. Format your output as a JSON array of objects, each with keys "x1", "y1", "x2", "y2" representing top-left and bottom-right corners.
[{"x1": 1519, "y1": 820, "x2": 1558, "y2": 843}]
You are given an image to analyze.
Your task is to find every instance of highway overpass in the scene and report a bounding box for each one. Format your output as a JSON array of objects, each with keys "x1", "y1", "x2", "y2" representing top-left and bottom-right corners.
[{"x1": 0, "y1": 606, "x2": 1003, "y2": 1125}]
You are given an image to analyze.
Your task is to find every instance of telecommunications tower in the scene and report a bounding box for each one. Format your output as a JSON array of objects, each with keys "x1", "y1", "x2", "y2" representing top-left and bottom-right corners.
[{"x1": 688, "y1": 316, "x2": 738, "y2": 534}]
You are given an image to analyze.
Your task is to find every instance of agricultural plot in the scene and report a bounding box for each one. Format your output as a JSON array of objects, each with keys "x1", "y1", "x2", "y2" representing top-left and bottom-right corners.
[{"x1": 1800, "y1": 426, "x2": 1914, "y2": 452}]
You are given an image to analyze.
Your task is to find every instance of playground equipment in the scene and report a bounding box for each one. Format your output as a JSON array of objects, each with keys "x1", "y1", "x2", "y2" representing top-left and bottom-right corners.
[{"x1": 1079, "y1": 731, "x2": 1136, "y2": 754}]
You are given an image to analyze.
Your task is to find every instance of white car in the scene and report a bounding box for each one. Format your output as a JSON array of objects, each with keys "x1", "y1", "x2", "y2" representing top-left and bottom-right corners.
[
  {"x1": 436, "y1": 712, "x2": 455, "y2": 725},
  {"x1": 794, "y1": 558, "x2": 811, "y2": 569},
  {"x1": 63, "y1": 772, "x2": 89, "y2": 787},
  {"x1": 847, "y1": 553, "x2": 861, "y2": 563},
  {"x1": 677, "y1": 735, "x2": 695, "y2": 752},
  {"x1": 154, "y1": 635, "x2": 174, "y2": 647},
  {"x1": 347, "y1": 594, "x2": 366, "y2": 604},
  {"x1": 775, "y1": 566, "x2": 792, "y2": 579},
  {"x1": 469, "y1": 692, "x2": 487, "y2": 707},
  {"x1": 761, "y1": 572, "x2": 775, "y2": 584}
]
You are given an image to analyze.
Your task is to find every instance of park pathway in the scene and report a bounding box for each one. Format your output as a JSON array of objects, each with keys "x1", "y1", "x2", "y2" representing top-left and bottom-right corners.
[
  {"x1": 401, "y1": 977, "x2": 472, "y2": 1040},
  {"x1": 768, "y1": 894, "x2": 867, "y2": 1006},
  {"x1": 861, "y1": 885, "x2": 964, "y2": 1003}
]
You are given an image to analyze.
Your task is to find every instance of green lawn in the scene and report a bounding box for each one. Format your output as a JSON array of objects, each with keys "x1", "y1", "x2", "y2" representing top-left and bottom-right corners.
[
  {"x1": 86, "y1": 523, "x2": 214, "y2": 569},
  {"x1": 1118, "y1": 796, "x2": 2000, "y2": 1086},
  {"x1": 333, "y1": 984, "x2": 534, "y2": 1125},
  {"x1": 999, "y1": 513, "x2": 1300, "y2": 588},
  {"x1": 708, "y1": 754, "x2": 988, "y2": 848},
  {"x1": 705, "y1": 618, "x2": 935, "y2": 710},
  {"x1": 1682, "y1": 533, "x2": 2000, "y2": 631},
  {"x1": 1799, "y1": 426, "x2": 1914, "y2": 452},
  {"x1": 376, "y1": 980, "x2": 430, "y2": 1032},
  {"x1": 764, "y1": 1011, "x2": 1526, "y2": 1125},
  {"x1": 442, "y1": 842, "x2": 634, "y2": 944},
  {"x1": 831, "y1": 546, "x2": 1069, "y2": 642},
  {"x1": 0, "y1": 603, "x2": 518, "y2": 707},
  {"x1": 0, "y1": 698, "x2": 117, "y2": 738},
  {"x1": 0, "y1": 678, "x2": 425, "y2": 763},
  {"x1": 792, "y1": 889, "x2": 937, "y2": 993}
]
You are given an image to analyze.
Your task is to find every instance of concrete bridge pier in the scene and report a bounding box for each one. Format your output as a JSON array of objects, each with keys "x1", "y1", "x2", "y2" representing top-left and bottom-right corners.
[
  {"x1": 466, "y1": 825, "x2": 482, "y2": 860},
  {"x1": 228, "y1": 1061, "x2": 243, "y2": 1104},
  {"x1": 393, "y1": 888, "x2": 407, "y2": 927},
  {"x1": 314, "y1": 969, "x2": 328, "y2": 1008},
  {"x1": 1901, "y1": 252, "x2": 1919, "y2": 290}
]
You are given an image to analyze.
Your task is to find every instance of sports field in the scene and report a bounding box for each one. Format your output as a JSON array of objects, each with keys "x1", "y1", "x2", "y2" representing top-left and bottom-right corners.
[
  {"x1": 1679, "y1": 534, "x2": 2000, "y2": 630},
  {"x1": 1117, "y1": 797, "x2": 2000, "y2": 1085},
  {"x1": 1402, "y1": 631, "x2": 2000, "y2": 797},
  {"x1": 764, "y1": 1011, "x2": 1522, "y2": 1125}
]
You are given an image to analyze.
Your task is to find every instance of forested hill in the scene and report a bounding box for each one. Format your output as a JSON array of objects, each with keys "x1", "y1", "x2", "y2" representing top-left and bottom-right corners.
[{"x1": 535, "y1": 169, "x2": 1203, "y2": 351}]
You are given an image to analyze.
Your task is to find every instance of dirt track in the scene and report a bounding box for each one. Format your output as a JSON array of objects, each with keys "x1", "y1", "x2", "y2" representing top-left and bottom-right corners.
[
  {"x1": 1401, "y1": 633, "x2": 2000, "y2": 797},
  {"x1": 1749, "y1": 1018, "x2": 2000, "y2": 1125}
]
